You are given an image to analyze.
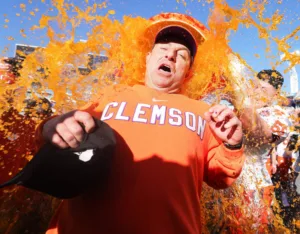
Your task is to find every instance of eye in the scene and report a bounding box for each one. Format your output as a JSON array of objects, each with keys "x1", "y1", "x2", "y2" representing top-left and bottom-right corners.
[
  {"x1": 178, "y1": 54, "x2": 187, "y2": 60},
  {"x1": 160, "y1": 47, "x2": 167, "y2": 51}
]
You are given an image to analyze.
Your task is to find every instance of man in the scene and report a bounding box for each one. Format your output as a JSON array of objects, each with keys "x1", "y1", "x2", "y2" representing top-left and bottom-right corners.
[
  {"x1": 39, "y1": 13, "x2": 244, "y2": 234},
  {"x1": 202, "y1": 68, "x2": 292, "y2": 232},
  {"x1": 241, "y1": 69, "x2": 290, "y2": 190},
  {"x1": 239, "y1": 69, "x2": 289, "y2": 143},
  {"x1": 233, "y1": 69, "x2": 291, "y2": 231}
]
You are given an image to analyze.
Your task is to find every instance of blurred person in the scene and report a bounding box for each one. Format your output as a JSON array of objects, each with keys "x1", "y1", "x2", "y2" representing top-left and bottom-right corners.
[
  {"x1": 201, "y1": 69, "x2": 291, "y2": 232},
  {"x1": 270, "y1": 109, "x2": 300, "y2": 230},
  {"x1": 238, "y1": 69, "x2": 291, "y2": 231},
  {"x1": 207, "y1": 69, "x2": 292, "y2": 232}
]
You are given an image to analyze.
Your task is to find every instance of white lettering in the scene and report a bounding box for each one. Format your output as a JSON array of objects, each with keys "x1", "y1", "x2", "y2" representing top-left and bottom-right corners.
[
  {"x1": 101, "y1": 102, "x2": 118, "y2": 121},
  {"x1": 169, "y1": 108, "x2": 182, "y2": 126},
  {"x1": 101, "y1": 102, "x2": 205, "y2": 138},
  {"x1": 115, "y1": 102, "x2": 130, "y2": 121},
  {"x1": 132, "y1": 103, "x2": 150, "y2": 123},
  {"x1": 185, "y1": 112, "x2": 196, "y2": 132},
  {"x1": 150, "y1": 105, "x2": 166, "y2": 124},
  {"x1": 197, "y1": 116, "x2": 206, "y2": 140}
]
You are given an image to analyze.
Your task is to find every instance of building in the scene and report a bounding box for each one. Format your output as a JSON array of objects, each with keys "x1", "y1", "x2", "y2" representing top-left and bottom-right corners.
[{"x1": 14, "y1": 43, "x2": 108, "y2": 75}]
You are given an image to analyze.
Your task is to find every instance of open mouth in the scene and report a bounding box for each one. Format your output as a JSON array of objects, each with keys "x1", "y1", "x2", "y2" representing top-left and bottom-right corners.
[{"x1": 159, "y1": 64, "x2": 171, "y2": 73}]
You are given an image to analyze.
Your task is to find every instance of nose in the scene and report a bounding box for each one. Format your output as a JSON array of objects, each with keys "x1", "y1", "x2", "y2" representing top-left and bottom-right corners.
[{"x1": 165, "y1": 49, "x2": 176, "y2": 62}]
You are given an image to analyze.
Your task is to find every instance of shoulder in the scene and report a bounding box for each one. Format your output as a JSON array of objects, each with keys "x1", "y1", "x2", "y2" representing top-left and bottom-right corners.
[
  {"x1": 169, "y1": 94, "x2": 211, "y2": 114},
  {"x1": 103, "y1": 84, "x2": 132, "y2": 93},
  {"x1": 92, "y1": 84, "x2": 132, "y2": 100}
]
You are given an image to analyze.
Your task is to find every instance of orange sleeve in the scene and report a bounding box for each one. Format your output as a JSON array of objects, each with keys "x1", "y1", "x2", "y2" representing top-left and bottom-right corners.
[{"x1": 203, "y1": 130, "x2": 245, "y2": 189}]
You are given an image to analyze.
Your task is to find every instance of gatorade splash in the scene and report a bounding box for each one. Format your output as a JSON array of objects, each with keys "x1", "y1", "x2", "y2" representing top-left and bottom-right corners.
[{"x1": 0, "y1": 0, "x2": 299, "y2": 233}]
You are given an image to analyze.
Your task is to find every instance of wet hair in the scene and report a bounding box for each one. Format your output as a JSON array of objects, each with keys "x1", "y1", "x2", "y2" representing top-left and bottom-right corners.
[
  {"x1": 23, "y1": 97, "x2": 52, "y2": 118},
  {"x1": 257, "y1": 69, "x2": 284, "y2": 90}
]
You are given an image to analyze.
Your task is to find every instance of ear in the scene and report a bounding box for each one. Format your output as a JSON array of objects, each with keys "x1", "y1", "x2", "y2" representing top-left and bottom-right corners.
[
  {"x1": 275, "y1": 88, "x2": 280, "y2": 97},
  {"x1": 184, "y1": 69, "x2": 192, "y2": 83}
]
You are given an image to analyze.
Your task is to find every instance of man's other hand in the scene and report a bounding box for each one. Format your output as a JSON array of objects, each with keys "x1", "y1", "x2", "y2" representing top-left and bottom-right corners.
[
  {"x1": 42, "y1": 110, "x2": 95, "y2": 148},
  {"x1": 204, "y1": 105, "x2": 243, "y2": 146}
]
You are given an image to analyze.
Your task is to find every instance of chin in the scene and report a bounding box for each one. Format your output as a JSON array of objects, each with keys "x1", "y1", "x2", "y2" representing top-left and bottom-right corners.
[{"x1": 153, "y1": 78, "x2": 173, "y2": 88}]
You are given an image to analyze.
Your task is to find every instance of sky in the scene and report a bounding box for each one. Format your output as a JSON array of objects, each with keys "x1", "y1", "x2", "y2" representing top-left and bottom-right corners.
[{"x1": 1, "y1": 0, "x2": 300, "y2": 95}]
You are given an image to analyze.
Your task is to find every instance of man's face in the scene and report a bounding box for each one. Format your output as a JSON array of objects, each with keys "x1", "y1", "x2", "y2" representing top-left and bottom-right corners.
[
  {"x1": 251, "y1": 78, "x2": 277, "y2": 108},
  {"x1": 145, "y1": 42, "x2": 192, "y2": 93}
]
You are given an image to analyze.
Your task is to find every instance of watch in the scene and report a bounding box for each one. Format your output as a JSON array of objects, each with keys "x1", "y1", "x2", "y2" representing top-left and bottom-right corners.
[{"x1": 223, "y1": 138, "x2": 243, "y2": 150}]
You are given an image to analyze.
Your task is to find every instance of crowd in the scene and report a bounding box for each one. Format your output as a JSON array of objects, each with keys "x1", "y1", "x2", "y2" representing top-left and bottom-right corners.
[
  {"x1": 0, "y1": 12, "x2": 299, "y2": 234},
  {"x1": 201, "y1": 69, "x2": 300, "y2": 233}
]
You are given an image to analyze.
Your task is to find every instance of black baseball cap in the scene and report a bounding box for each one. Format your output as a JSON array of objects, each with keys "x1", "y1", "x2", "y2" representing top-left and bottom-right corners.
[
  {"x1": 0, "y1": 118, "x2": 116, "y2": 199},
  {"x1": 147, "y1": 13, "x2": 208, "y2": 61},
  {"x1": 155, "y1": 26, "x2": 197, "y2": 59},
  {"x1": 257, "y1": 69, "x2": 284, "y2": 90}
]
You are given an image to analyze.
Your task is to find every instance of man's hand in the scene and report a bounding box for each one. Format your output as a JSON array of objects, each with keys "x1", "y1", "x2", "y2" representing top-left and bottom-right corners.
[
  {"x1": 42, "y1": 110, "x2": 95, "y2": 149},
  {"x1": 204, "y1": 105, "x2": 243, "y2": 145}
]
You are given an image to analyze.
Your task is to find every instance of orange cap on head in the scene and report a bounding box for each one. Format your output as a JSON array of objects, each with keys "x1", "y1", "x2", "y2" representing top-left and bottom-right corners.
[{"x1": 146, "y1": 13, "x2": 208, "y2": 57}]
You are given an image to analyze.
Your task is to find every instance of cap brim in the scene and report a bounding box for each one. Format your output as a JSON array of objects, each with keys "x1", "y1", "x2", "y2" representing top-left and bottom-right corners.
[{"x1": 0, "y1": 119, "x2": 116, "y2": 199}]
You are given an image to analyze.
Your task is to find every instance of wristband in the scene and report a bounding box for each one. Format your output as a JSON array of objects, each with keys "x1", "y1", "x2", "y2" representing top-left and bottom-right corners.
[{"x1": 224, "y1": 138, "x2": 243, "y2": 150}]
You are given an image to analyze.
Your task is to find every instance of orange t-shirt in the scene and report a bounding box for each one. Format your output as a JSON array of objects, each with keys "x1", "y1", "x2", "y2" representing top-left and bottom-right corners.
[{"x1": 46, "y1": 85, "x2": 244, "y2": 234}]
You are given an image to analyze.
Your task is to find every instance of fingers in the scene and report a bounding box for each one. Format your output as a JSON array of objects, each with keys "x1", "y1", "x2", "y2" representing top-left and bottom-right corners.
[
  {"x1": 64, "y1": 117, "x2": 85, "y2": 142},
  {"x1": 223, "y1": 115, "x2": 241, "y2": 129},
  {"x1": 205, "y1": 105, "x2": 243, "y2": 144},
  {"x1": 51, "y1": 133, "x2": 69, "y2": 149},
  {"x1": 205, "y1": 105, "x2": 239, "y2": 129},
  {"x1": 42, "y1": 110, "x2": 95, "y2": 149},
  {"x1": 56, "y1": 122, "x2": 80, "y2": 148},
  {"x1": 74, "y1": 110, "x2": 95, "y2": 133},
  {"x1": 205, "y1": 105, "x2": 227, "y2": 122}
]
